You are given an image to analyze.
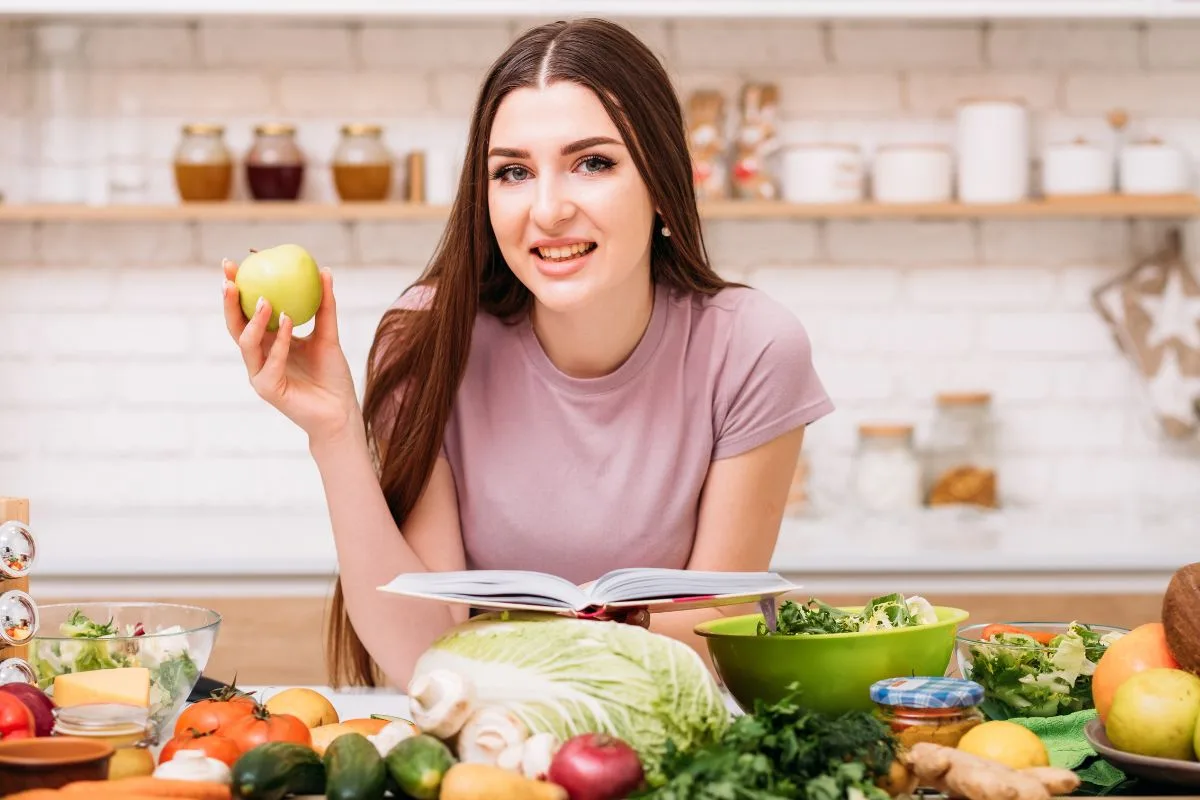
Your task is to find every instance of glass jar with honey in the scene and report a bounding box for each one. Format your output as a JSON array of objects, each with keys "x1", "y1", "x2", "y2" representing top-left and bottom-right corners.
[
  {"x1": 53, "y1": 703, "x2": 157, "y2": 779},
  {"x1": 173, "y1": 124, "x2": 234, "y2": 202},
  {"x1": 333, "y1": 124, "x2": 394, "y2": 202},
  {"x1": 246, "y1": 123, "x2": 305, "y2": 201}
]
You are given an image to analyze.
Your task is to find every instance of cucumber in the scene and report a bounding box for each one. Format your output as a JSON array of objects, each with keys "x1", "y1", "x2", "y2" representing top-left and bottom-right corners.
[
  {"x1": 324, "y1": 732, "x2": 386, "y2": 800},
  {"x1": 232, "y1": 741, "x2": 326, "y2": 800},
  {"x1": 384, "y1": 733, "x2": 457, "y2": 800}
]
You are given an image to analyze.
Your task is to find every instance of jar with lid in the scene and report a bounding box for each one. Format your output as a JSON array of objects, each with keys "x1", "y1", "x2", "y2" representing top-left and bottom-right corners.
[
  {"x1": 925, "y1": 393, "x2": 998, "y2": 508},
  {"x1": 851, "y1": 424, "x2": 923, "y2": 513},
  {"x1": 0, "y1": 656, "x2": 36, "y2": 686},
  {"x1": 870, "y1": 677, "x2": 985, "y2": 749},
  {"x1": 173, "y1": 124, "x2": 234, "y2": 202},
  {"x1": 332, "y1": 124, "x2": 394, "y2": 202},
  {"x1": 0, "y1": 589, "x2": 38, "y2": 647},
  {"x1": 0, "y1": 519, "x2": 36, "y2": 578},
  {"x1": 246, "y1": 123, "x2": 305, "y2": 201},
  {"x1": 54, "y1": 703, "x2": 157, "y2": 779}
]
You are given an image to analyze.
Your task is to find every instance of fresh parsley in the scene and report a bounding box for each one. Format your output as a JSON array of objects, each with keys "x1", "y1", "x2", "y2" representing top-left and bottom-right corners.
[{"x1": 635, "y1": 685, "x2": 897, "y2": 800}]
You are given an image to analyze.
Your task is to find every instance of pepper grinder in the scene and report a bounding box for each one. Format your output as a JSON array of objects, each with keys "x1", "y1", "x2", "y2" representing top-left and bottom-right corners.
[{"x1": 0, "y1": 497, "x2": 39, "y2": 686}]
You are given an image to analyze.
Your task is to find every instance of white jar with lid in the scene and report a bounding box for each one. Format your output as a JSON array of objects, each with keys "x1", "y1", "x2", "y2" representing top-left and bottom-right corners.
[
  {"x1": 850, "y1": 424, "x2": 923, "y2": 513},
  {"x1": 872, "y1": 144, "x2": 953, "y2": 203},
  {"x1": 1042, "y1": 138, "x2": 1113, "y2": 196},
  {"x1": 782, "y1": 143, "x2": 864, "y2": 203},
  {"x1": 955, "y1": 98, "x2": 1030, "y2": 203},
  {"x1": 1119, "y1": 138, "x2": 1192, "y2": 195}
]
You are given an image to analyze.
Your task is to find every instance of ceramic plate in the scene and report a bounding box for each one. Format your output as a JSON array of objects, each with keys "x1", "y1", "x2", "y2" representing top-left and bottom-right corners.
[{"x1": 1084, "y1": 717, "x2": 1200, "y2": 788}]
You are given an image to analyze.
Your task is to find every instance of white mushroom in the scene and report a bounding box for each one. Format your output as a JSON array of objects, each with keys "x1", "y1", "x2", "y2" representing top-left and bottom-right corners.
[
  {"x1": 407, "y1": 669, "x2": 476, "y2": 739},
  {"x1": 496, "y1": 743, "x2": 524, "y2": 773},
  {"x1": 520, "y1": 732, "x2": 561, "y2": 781},
  {"x1": 456, "y1": 706, "x2": 529, "y2": 766}
]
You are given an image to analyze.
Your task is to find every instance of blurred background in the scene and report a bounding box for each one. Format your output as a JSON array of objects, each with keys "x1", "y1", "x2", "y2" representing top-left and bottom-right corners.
[{"x1": 1, "y1": 2, "x2": 1198, "y2": 685}]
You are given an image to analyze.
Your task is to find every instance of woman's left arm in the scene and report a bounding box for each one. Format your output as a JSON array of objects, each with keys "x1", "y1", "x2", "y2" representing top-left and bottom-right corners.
[{"x1": 647, "y1": 424, "x2": 807, "y2": 670}]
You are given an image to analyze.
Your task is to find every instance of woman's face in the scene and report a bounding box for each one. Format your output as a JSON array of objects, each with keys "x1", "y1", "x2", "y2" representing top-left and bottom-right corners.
[{"x1": 486, "y1": 81, "x2": 656, "y2": 314}]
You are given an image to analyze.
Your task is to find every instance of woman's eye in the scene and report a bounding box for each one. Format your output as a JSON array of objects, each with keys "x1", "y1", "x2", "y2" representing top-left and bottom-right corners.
[
  {"x1": 578, "y1": 155, "x2": 614, "y2": 175},
  {"x1": 491, "y1": 165, "x2": 531, "y2": 183}
]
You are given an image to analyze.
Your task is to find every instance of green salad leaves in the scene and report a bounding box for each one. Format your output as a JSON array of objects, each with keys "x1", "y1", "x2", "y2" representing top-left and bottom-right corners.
[
  {"x1": 964, "y1": 622, "x2": 1123, "y2": 719},
  {"x1": 635, "y1": 685, "x2": 897, "y2": 800},
  {"x1": 30, "y1": 609, "x2": 199, "y2": 734},
  {"x1": 758, "y1": 593, "x2": 938, "y2": 636}
]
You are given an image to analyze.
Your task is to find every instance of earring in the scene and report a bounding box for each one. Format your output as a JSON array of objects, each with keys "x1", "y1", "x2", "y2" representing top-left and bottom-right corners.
[{"x1": 661, "y1": 225, "x2": 671, "y2": 237}]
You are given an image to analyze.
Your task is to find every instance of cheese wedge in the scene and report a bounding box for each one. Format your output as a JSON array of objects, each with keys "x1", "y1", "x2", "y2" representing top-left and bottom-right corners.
[{"x1": 54, "y1": 667, "x2": 152, "y2": 709}]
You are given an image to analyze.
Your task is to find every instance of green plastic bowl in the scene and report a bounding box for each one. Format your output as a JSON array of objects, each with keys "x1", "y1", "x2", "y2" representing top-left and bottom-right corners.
[{"x1": 695, "y1": 606, "x2": 970, "y2": 715}]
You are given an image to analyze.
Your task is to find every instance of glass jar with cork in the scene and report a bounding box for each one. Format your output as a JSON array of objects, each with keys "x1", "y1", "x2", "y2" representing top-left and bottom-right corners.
[
  {"x1": 246, "y1": 123, "x2": 306, "y2": 201},
  {"x1": 851, "y1": 423, "x2": 923, "y2": 513},
  {"x1": 332, "y1": 124, "x2": 394, "y2": 202},
  {"x1": 925, "y1": 392, "x2": 999, "y2": 509},
  {"x1": 172, "y1": 124, "x2": 234, "y2": 202}
]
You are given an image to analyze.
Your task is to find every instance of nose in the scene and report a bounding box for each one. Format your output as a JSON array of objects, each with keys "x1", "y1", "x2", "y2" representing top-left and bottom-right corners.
[{"x1": 530, "y1": 172, "x2": 575, "y2": 231}]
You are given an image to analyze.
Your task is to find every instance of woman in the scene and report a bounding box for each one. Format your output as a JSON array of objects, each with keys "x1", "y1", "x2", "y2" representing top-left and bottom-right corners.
[{"x1": 221, "y1": 18, "x2": 833, "y2": 689}]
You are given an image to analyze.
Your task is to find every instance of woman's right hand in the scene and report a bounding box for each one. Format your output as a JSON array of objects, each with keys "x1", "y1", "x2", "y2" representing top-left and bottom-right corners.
[{"x1": 222, "y1": 258, "x2": 362, "y2": 445}]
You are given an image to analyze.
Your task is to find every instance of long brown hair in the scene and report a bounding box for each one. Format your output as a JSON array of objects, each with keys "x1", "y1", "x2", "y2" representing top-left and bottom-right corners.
[{"x1": 326, "y1": 17, "x2": 741, "y2": 687}]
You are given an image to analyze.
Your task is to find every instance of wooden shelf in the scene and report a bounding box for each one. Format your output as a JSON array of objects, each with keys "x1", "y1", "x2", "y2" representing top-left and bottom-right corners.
[{"x1": 3, "y1": 195, "x2": 1199, "y2": 223}]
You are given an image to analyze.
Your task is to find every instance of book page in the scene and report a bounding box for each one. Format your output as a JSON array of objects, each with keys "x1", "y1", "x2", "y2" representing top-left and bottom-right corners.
[
  {"x1": 378, "y1": 570, "x2": 590, "y2": 610},
  {"x1": 590, "y1": 568, "x2": 796, "y2": 604}
]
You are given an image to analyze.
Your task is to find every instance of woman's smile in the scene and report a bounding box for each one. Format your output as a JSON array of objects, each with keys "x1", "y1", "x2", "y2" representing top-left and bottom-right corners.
[{"x1": 531, "y1": 238, "x2": 599, "y2": 278}]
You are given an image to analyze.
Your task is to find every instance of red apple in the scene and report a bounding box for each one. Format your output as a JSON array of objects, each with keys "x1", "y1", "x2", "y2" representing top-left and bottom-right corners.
[
  {"x1": 548, "y1": 733, "x2": 644, "y2": 800},
  {"x1": 0, "y1": 682, "x2": 56, "y2": 737}
]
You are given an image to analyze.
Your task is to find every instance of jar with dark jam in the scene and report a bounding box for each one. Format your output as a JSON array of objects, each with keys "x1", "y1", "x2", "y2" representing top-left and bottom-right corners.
[
  {"x1": 173, "y1": 124, "x2": 234, "y2": 202},
  {"x1": 246, "y1": 123, "x2": 305, "y2": 201},
  {"x1": 333, "y1": 124, "x2": 393, "y2": 202}
]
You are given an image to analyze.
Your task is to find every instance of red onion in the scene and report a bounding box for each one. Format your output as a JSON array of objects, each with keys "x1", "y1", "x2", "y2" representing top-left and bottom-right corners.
[
  {"x1": 547, "y1": 733, "x2": 644, "y2": 800},
  {"x1": 0, "y1": 683, "x2": 56, "y2": 737}
]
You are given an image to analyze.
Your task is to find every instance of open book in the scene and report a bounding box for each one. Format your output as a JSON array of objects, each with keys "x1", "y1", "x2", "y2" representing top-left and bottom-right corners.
[{"x1": 377, "y1": 567, "x2": 797, "y2": 617}]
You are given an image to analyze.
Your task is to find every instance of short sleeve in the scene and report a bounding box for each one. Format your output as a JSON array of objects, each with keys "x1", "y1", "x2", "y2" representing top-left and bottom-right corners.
[{"x1": 712, "y1": 295, "x2": 834, "y2": 461}]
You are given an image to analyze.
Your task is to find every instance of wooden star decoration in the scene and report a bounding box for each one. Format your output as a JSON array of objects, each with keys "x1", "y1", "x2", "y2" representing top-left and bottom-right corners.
[{"x1": 1093, "y1": 228, "x2": 1200, "y2": 438}]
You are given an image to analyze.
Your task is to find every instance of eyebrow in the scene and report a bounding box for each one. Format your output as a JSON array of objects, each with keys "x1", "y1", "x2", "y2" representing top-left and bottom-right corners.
[{"x1": 487, "y1": 136, "x2": 623, "y2": 159}]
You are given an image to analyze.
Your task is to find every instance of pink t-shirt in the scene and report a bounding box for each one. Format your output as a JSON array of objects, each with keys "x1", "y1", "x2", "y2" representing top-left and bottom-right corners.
[{"x1": 394, "y1": 282, "x2": 833, "y2": 584}]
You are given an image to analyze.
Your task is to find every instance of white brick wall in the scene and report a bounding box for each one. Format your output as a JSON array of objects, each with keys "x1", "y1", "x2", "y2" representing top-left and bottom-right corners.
[{"x1": 3, "y1": 17, "x2": 1200, "y2": 575}]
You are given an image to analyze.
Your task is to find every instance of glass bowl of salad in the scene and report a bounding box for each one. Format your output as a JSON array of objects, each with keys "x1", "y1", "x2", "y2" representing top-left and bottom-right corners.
[
  {"x1": 955, "y1": 621, "x2": 1128, "y2": 720},
  {"x1": 27, "y1": 603, "x2": 220, "y2": 741}
]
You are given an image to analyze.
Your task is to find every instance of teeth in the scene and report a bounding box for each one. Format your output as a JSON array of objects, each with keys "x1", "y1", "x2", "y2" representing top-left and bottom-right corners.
[{"x1": 537, "y1": 243, "x2": 594, "y2": 260}]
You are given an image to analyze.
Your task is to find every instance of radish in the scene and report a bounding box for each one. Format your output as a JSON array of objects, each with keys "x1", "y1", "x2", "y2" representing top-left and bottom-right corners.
[{"x1": 547, "y1": 733, "x2": 644, "y2": 800}]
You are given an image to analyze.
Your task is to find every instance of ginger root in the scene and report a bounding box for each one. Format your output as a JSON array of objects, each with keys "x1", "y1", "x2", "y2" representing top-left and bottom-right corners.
[{"x1": 904, "y1": 742, "x2": 1081, "y2": 800}]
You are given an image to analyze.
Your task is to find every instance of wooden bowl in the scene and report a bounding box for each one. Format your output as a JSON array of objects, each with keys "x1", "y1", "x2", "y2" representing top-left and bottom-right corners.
[{"x1": 0, "y1": 736, "x2": 114, "y2": 794}]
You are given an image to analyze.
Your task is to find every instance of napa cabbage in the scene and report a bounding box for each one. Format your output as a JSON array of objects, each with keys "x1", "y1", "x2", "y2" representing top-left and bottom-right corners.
[{"x1": 407, "y1": 611, "x2": 731, "y2": 772}]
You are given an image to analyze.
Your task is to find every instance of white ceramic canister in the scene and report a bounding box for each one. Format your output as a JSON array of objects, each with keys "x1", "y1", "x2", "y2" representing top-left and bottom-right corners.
[
  {"x1": 872, "y1": 143, "x2": 953, "y2": 203},
  {"x1": 1041, "y1": 137, "x2": 1113, "y2": 196},
  {"x1": 781, "y1": 143, "x2": 864, "y2": 204},
  {"x1": 955, "y1": 98, "x2": 1030, "y2": 203},
  {"x1": 1118, "y1": 138, "x2": 1192, "y2": 195}
]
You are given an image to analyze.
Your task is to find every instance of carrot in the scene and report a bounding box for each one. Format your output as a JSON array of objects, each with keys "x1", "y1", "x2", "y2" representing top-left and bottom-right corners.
[
  {"x1": 3, "y1": 791, "x2": 64, "y2": 800},
  {"x1": 59, "y1": 778, "x2": 231, "y2": 800},
  {"x1": 981, "y1": 624, "x2": 1056, "y2": 645}
]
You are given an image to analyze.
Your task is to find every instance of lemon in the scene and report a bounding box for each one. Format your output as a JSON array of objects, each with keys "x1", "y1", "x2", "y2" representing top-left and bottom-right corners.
[{"x1": 957, "y1": 721, "x2": 1050, "y2": 770}]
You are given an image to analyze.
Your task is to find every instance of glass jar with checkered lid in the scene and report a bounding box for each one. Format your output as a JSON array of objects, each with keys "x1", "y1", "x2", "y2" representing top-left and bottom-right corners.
[{"x1": 870, "y1": 676, "x2": 986, "y2": 748}]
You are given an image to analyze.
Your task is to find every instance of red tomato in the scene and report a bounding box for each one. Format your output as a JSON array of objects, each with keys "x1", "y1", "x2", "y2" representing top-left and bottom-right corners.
[
  {"x1": 174, "y1": 696, "x2": 257, "y2": 738},
  {"x1": 0, "y1": 693, "x2": 34, "y2": 740},
  {"x1": 159, "y1": 727, "x2": 242, "y2": 767},
  {"x1": 222, "y1": 708, "x2": 311, "y2": 754}
]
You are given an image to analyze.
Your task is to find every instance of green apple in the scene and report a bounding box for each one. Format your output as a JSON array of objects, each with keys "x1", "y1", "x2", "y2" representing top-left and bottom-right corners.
[
  {"x1": 235, "y1": 243, "x2": 322, "y2": 331},
  {"x1": 1107, "y1": 667, "x2": 1200, "y2": 761}
]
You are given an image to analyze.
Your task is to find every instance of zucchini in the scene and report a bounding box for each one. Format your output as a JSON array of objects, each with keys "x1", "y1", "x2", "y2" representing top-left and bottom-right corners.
[
  {"x1": 324, "y1": 732, "x2": 387, "y2": 800},
  {"x1": 384, "y1": 733, "x2": 457, "y2": 800},
  {"x1": 232, "y1": 741, "x2": 326, "y2": 800}
]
